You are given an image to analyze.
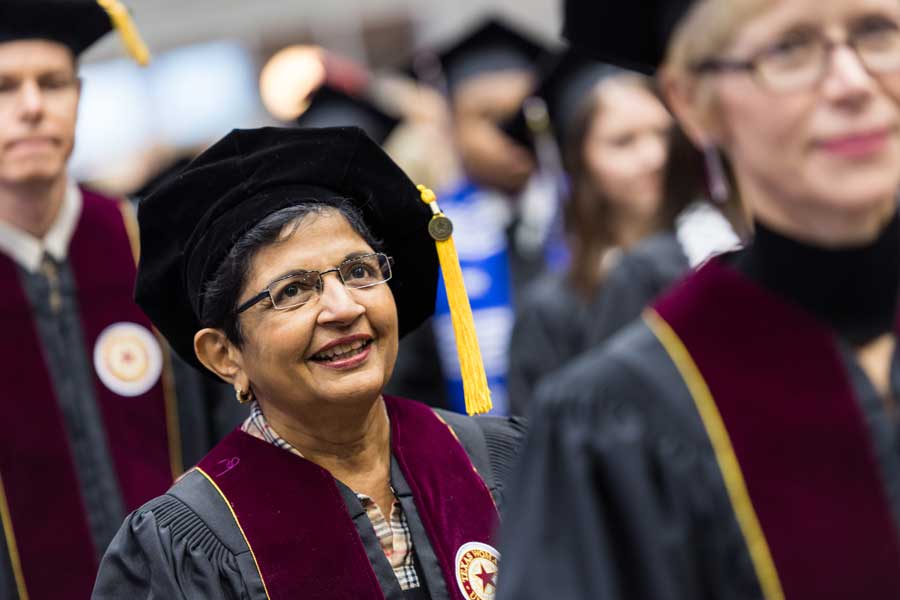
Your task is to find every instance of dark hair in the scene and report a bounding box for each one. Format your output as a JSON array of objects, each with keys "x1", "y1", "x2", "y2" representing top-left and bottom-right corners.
[
  {"x1": 562, "y1": 75, "x2": 668, "y2": 299},
  {"x1": 654, "y1": 123, "x2": 706, "y2": 231},
  {"x1": 655, "y1": 124, "x2": 751, "y2": 241},
  {"x1": 562, "y1": 78, "x2": 747, "y2": 300},
  {"x1": 200, "y1": 198, "x2": 382, "y2": 346}
]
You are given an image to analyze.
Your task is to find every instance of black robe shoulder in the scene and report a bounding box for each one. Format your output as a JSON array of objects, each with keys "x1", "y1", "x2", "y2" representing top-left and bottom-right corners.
[
  {"x1": 584, "y1": 232, "x2": 689, "y2": 348},
  {"x1": 497, "y1": 321, "x2": 763, "y2": 600},
  {"x1": 507, "y1": 235, "x2": 690, "y2": 417}
]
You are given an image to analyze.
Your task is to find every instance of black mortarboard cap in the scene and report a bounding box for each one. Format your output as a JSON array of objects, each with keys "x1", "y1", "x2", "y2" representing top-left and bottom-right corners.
[
  {"x1": 296, "y1": 86, "x2": 401, "y2": 146},
  {"x1": 503, "y1": 48, "x2": 626, "y2": 152},
  {"x1": 562, "y1": 0, "x2": 695, "y2": 74},
  {"x1": 0, "y1": 0, "x2": 111, "y2": 56},
  {"x1": 435, "y1": 17, "x2": 548, "y2": 93},
  {"x1": 135, "y1": 126, "x2": 438, "y2": 373}
]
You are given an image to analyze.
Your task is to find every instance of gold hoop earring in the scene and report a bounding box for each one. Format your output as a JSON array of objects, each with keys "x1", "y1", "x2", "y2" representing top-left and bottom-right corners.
[{"x1": 235, "y1": 387, "x2": 253, "y2": 404}]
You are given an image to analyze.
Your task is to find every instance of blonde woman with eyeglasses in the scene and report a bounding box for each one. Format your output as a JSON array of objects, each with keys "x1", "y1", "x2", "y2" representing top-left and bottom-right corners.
[{"x1": 498, "y1": 0, "x2": 900, "y2": 598}]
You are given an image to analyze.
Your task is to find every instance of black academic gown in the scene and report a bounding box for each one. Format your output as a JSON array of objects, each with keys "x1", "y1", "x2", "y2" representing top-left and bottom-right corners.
[
  {"x1": 507, "y1": 271, "x2": 592, "y2": 417},
  {"x1": 93, "y1": 410, "x2": 525, "y2": 600},
  {"x1": 496, "y1": 275, "x2": 900, "y2": 599},
  {"x1": 506, "y1": 235, "x2": 690, "y2": 417},
  {"x1": 583, "y1": 232, "x2": 689, "y2": 347},
  {"x1": 584, "y1": 199, "x2": 741, "y2": 349}
]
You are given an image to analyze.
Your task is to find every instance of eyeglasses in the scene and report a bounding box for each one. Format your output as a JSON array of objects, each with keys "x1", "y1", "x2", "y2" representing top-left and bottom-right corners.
[
  {"x1": 692, "y1": 18, "x2": 900, "y2": 93},
  {"x1": 236, "y1": 252, "x2": 393, "y2": 314}
]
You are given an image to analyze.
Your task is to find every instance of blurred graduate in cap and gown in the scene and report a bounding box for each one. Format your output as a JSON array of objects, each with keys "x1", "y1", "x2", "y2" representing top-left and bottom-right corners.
[
  {"x1": 579, "y1": 124, "x2": 747, "y2": 352},
  {"x1": 93, "y1": 126, "x2": 526, "y2": 599},
  {"x1": 425, "y1": 18, "x2": 549, "y2": 415},
  {"x1": 296, "y1": 85, "x2": 401, "y2": 147},
  {"x1": 502, "y1": 48, "x2": 682, "y2": 416},
  {"x1": 0, "y1": 2, "x2": 230, "y2": 597},
  {"x1": 499, "y1": 0, "x2": 900, "y2": 597}
]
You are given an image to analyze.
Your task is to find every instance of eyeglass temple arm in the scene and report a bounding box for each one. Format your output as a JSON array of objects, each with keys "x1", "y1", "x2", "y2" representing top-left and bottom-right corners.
[
  {"x1": 692, "y1": 58, "x2": 755, "y2": 74},
  {"x1": 236, "y1": 290, "x2": 271, "y2": 314}
]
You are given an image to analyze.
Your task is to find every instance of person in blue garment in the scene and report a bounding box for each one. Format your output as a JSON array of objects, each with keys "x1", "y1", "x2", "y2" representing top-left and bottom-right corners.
[{"x1": 428, "y1": 18, "x2": 548, "y2": 414}]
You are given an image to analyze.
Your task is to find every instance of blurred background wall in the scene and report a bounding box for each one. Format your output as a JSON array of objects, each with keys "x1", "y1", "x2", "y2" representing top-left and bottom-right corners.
[{"x1": 72, "y1": 0, "x2": 561, "y2": 189}]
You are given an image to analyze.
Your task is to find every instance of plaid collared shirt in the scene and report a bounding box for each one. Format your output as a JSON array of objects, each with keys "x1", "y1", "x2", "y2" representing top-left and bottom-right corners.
[{"x1": 241, "y1": 401, "x2": 420, "y2": 590}]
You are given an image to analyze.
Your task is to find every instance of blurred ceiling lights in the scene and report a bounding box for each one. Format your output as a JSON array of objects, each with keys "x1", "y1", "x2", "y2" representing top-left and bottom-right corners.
[{"x1": 259, "y1": 45, "x2": 327, "y2": 121}]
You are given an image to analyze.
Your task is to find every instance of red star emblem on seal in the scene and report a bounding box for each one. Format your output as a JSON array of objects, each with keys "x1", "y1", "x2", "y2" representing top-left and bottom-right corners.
[
  {"x1": 475, "y1": 564, "x2": 496, "y2": 592},
  {"x1": 455, "y1": 542, "x2": 500, "y2": 600}
]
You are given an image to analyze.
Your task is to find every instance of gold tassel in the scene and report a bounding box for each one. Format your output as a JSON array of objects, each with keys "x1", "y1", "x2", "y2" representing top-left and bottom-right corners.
[
  {"x1": 96, "y1": 0, "x2": 151, "y2": 66},
  {"x1": 418, "y1": 185, "x2": 492, "y2": 415}
]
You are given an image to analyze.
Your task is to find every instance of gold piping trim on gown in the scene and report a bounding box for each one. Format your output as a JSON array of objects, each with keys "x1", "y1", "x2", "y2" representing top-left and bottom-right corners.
[
  {"x1": 195, "y1": 466, "x2": 272, "y2": 600},
  {"x1": 644, "y1": 309, "x2": 785, "y2": 600},
  {"x1": 118, "y1": 200, "x2": 183, "y2": 478},
  {"x1": 0, "y1": 474, "x2": 28, "y2": 600}
]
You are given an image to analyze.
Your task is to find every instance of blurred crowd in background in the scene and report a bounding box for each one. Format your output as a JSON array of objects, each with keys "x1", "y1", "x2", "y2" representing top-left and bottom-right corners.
[
  {"x1": 15, "y1": 0, "x2": 900, "y2": 596},
  {"x1": 77, "y1": 0, "x2": 745, "y2": 418}
]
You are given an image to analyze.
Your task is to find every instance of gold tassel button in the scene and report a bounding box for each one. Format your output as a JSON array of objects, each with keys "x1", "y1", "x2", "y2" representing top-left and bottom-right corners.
[
  {"x1": 427, "y1": 215, "x2": 453, "y2": 241},
  {"x1": 417, "y1": 185, "x2": 492, "y2": 416}
]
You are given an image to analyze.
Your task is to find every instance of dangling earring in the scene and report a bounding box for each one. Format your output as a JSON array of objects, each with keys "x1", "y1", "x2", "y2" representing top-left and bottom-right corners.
[
  {"x1": 235, "y1": 387, "x2": 253, "y2": 404},
  {"x1": 702, "y1": 143, "x2": 730, "y2": 204}
]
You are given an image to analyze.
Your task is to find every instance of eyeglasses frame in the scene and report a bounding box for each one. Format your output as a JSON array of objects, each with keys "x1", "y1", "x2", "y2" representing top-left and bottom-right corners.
[
  {"x1": 235, "y1": 252, "x2": 394, "y2": 314},
  {"x1": 690, "y1": 25, "x2": 900, "y2": 92}
]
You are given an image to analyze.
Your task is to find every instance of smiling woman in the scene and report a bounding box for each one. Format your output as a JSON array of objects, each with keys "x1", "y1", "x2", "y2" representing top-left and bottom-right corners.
[
  {"x1": 92, "y1": 127, "x2": 526, "y2": 600},
  {"x1": 197, "y1": 206, "x2": 402, "y2": 438}
]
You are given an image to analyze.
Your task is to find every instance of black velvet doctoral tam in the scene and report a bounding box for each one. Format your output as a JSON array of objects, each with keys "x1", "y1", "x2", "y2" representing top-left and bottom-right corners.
[
  {"x1": 0, "y1": 0, "x2": 113, "y2": 57},
  {"x1": 562, "y1": 0, "x2": 695, "y2": 74},
  {"x1": 135, "y1": 126, "x2": 439, "y2": 372}
]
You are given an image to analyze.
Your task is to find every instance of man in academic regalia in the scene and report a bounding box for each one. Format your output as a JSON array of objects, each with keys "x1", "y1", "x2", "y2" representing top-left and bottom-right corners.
[{"x1": 0, "y1": 2, "x2": 233, "y2": 598}]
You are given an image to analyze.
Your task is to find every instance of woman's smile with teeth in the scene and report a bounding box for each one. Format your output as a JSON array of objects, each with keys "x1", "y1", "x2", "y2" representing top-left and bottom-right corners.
[{"x1": 312, "y1": 339, "x2": 372, "y2": 361}]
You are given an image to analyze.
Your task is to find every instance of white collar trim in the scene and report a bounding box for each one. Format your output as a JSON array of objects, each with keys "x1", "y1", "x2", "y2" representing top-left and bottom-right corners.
[
  {"x1": 675, "y1": 201, "x2": 741, "y2": 268},
  {"x1": 0, "y1": 181, "x2": 82, "y2": 273}
]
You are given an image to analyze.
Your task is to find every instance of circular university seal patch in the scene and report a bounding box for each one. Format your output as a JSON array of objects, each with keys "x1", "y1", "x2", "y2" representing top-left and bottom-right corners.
[
  {"x1": 93, "y1": 322, "x2": 163, "y2": 397},
  {"x1": 455, "y1": 541, "x2": 500, "y2": 600}
]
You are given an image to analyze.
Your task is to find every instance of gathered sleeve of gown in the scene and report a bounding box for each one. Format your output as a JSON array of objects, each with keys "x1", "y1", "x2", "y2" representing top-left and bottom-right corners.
[
  {"x1": 92, "y1": 471, "x2": 266, "y2": 600},
  {"x1": 437, "y1": 408, "x2": 529, "y2": 512},
  {"x1": 496, "y1": 323, "x2": 762, "y2": 600}
]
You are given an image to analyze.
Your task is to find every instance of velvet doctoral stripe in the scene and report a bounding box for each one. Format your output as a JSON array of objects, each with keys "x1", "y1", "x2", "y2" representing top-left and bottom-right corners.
[
  {"x1": 197, "y1": 396, "x2": 499, "y2": 600},
  {"x1": 385, "y1": 395, "x2": 500, "y2": 599},
  {"x1": 653, "y1": 258, "x2": 900, "y2": 598},
  {"x1": 197, "y1": 430, "x2": 385, "y2": 600},
  {"x1": 69, "y1": 190, "x2": 177, "y2": 511},
  {"x1": 0, "y1": 254, "x2": 98, "y2": 598}
]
